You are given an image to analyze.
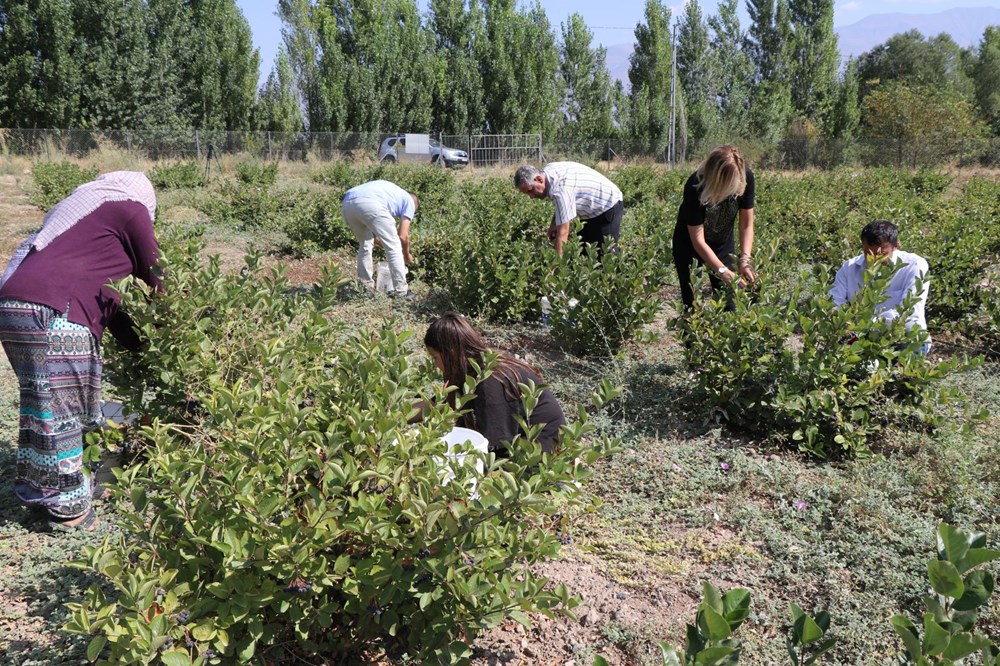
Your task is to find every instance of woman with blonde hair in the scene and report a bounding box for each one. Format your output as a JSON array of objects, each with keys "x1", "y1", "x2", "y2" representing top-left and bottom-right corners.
[
  {"x1": 672, "y1": 145, "x2": 757, "y2": 310},
  {"x1": 424, "y1": 312, "x2": 566, "y2": 455}
]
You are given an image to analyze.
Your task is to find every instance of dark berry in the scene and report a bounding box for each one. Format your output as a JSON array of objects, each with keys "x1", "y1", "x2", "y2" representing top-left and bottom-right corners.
[
  {"x1": 560, "y1": 532, "x2": 572, "y2": 546},
  {"x1": 162, "y1": 638, "x2": 174, "y2": 651},
  {"x1": 284, "y1": 578, "x2": 312, "y2": 594},
  {"x1": 128, "y1": 552, "x2": 139, "y2": 565},
  {"x1": 176, "y1": 610, "x2": 190, "y2": 625},
  {"x1": 185, "y1": 638, "x2": 195, "y2": 649},
  {"x1": 155, "y1": 587, "x2": 165, "y2": 597},
  {"x1": 204, "y1": 649, "x2": 216, "y2": 658},
  {"x1": 417, "y1": 548, "x2": 431, "y2": 559},
  {"x1": 401, "y1": 562, "x2": 415, "y2": 572}
]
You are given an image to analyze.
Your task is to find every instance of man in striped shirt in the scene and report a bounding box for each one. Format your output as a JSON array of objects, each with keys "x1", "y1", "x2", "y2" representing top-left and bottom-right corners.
[{"x1": 514, "y1": 162, "x2": 624, "y2": 256}]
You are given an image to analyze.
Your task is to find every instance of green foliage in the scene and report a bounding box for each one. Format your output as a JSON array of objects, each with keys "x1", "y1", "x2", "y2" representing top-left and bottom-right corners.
[
  {"x1": 662, "y1": 582, "x2": 752, "y2": 665},
  {"x1": 890, "y1": 523, "x2": 1000, "y2": 665},
  {"x1": 546, "y1": 236, "x2": 670, "y2": 357},
  {"x1": 281, "y1": 191, "x2": 356, "y2": 256},
  {"x1": 673, "y1": 262, "x2": 982, "y2": 457},
  {"x1": 148, "y1": 162, "x2": 206, "y2": 190},
  {"x1": 786, "y1": 604, "x2": 836, "y2": 665},
  {"x1": 30, "y1": 160, "x2": 99, "y2": 210},
  {"x1": 234, "y1": 161, "x2": 279, "y2": 188},
  {"x1": 861, "y1": 83, "x2": 987, "y2": 167},
  {"x1": 65, "y1": 235, "x2": 617, "y2": 664}
]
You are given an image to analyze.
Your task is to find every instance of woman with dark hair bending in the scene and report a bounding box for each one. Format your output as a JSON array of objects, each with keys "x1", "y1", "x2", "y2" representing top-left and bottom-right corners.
[
  {"x1": 424, "y1": 312, "x2": 566, "y2": 455},
  {"x1": 672, "y1": 145, "x2": 757, "y2": 311}
]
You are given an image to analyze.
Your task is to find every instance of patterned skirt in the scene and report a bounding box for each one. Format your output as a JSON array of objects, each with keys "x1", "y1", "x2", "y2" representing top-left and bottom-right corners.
[{"x1": 0, "y1": 299, "x2": 102, "y2": 519}]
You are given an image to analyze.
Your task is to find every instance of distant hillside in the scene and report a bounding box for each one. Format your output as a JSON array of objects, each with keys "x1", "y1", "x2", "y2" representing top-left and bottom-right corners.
[
  {"x1": 603, "y1": 6, "x2": 1000, "y2": 86},
  {"x1": 836, "y1": 6, "x2": 1000, "y2": 58}
]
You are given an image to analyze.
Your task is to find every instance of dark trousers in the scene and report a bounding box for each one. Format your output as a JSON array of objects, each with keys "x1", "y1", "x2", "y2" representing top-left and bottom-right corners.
[
  {"x1": 672, "y1": 226, "x2": 734, "y2": 311},
  {"x1": 579, "y1": 201, "x2": 623, "y2": 259}
]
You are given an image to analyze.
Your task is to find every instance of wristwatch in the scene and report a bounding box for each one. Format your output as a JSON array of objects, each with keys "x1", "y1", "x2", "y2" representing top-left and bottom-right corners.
[{"x1": 717, "y1": 265, "x2": 730, "y2": 275}]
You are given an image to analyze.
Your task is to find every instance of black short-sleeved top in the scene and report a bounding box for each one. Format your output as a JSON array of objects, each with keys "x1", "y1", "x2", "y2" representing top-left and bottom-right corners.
[
  {"x1": 469, "y1": 365, "x2": 566, "y2": 454},
  {"x1": 673, "y1": 167, "x2": 755, "y2": 253}
]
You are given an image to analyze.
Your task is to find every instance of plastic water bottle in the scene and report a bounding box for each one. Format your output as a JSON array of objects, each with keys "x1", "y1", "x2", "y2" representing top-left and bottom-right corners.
[{"x1": 540, "y1": 296, "x2": 552, "y2": 328}]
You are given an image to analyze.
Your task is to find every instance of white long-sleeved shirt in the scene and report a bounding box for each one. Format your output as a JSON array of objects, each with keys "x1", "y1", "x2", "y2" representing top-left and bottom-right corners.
[{"x1": 829, "y1": 250, "x2": 930, "y2": 333}]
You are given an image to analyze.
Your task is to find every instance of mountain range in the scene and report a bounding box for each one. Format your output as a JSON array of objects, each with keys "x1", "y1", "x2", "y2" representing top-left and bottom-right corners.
[{"x1": 603, "y1": 6, "x2": 1000, "y2": 86}]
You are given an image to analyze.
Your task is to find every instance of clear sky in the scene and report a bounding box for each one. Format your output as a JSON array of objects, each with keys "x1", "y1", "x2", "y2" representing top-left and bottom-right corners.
[{"x1": 235, "y1": 0, "x2": 1000, "y2": 80}]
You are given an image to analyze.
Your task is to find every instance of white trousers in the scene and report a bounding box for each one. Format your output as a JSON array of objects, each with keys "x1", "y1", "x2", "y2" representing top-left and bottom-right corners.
[{"x1": 340, "y1": 197, "x2": 408, "y2": 295}]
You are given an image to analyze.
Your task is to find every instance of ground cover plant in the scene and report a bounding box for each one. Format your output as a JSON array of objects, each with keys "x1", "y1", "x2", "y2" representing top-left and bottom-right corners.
[{"x1": 0, "y1": 159, "x2": 997, "y2": 665}]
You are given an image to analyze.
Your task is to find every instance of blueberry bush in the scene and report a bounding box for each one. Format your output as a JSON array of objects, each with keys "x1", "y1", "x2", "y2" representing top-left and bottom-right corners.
[{"x1": 63, "y1": 236, "x2": 617, "y2": 664}]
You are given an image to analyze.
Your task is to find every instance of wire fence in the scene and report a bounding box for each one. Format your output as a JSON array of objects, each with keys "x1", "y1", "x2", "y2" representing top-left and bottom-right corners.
[{"x1": 1, "y1": 128, "x2": 998, "y2": 170}]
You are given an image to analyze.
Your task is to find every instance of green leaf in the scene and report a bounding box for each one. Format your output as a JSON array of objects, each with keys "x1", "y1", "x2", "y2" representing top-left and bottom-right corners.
[
  {"x1": 961, "y1": 548, "x2": 1000, "y2": 573},
  {"x1": 334, "y1": 554, "x2": 351, "y2": 575},
  {"x1": 693, "y1": 646, "x2": 738, "y2": 666},
  {"x1": 508, "y1": 610, "x2": 532, "y2": 629},
  {"x1": 794, "y1": 612, "x2": 825, "y2": 645},
  {"x1": 592, "y1": 656, "x2": 611, "y2": 666},
  {"x1": 86, "y1": 636, "x2": 106, "y2": 662},
  {"x1": 937, "y1": 524, "x2": 971, "y2": 566},
  {"x1": 953, "y1": 571, "x2": 994, "y2": 611},
  {"x1": 659, "y1": 642, "x2": 683, "y2": 666},
  {"x1": 161, "y1": 650, "x2": 194, "y2": 666},
  {"x1": 721, "y1": 588, "x2": 751, "y2": 626},
  {"x1": 928, "y1": 560, "x2": 965, "y2": 599},
  {"x1": 804, "y1": 638, "x2": 837, "y2": 665},
  {"x1": 701, "y1": 582, "x2": 724, "y2": 615},
  {"x1": 941, "y1": 632, "x2": 991, "y2": 661},
  {"x1": 891, "y1": 615, "x2": 922, "y2": 660},
  {"x1": 921, "y1": 613, "x2": 950, "y2": 656},
  {"x1": 697, "y1": 605, "x2": 732, "y2": 642}
]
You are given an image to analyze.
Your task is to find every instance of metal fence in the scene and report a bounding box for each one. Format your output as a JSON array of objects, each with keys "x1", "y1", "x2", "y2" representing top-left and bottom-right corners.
[
  {"x1": 1, "y1": 128, "x2": 997, "y2": 170},
  {"x1": 0, "y1": 128, "x2": 544, "y2": 167}
]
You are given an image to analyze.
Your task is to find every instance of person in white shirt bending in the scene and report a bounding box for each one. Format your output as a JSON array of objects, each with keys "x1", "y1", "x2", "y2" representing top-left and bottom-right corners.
[
  {"x1": 514, "y1": 162, "x2": 623, "y2": 257},
  {"x1": 829, "y1": 219, "x2": 931, "y2": 353}
]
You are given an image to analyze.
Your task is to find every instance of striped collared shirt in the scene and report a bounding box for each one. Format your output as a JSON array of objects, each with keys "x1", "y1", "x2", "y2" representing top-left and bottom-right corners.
[{"x1": 543, "y1": 162, "x2": 623, "y2": 226}]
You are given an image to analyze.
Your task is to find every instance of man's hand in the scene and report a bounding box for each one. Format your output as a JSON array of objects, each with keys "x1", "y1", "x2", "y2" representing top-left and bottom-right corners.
[
  {"x1": 404, "y1": 251, "x2": 414, "y2": 265},
  {"x1": 547, "y1": 222, "x2": 558, "y2": 242}
]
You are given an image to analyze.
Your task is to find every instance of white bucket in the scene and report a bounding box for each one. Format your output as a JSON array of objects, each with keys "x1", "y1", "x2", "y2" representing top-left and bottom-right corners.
[
  {"x1": 375, "y1": 261, "x2": 392, "y2": 293},
  {"x1": 439, "y1": 427, "x2": 489, "y2": 484}
]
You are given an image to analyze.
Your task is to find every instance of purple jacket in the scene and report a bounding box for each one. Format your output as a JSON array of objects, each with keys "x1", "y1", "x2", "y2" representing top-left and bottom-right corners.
[{"x1": 0, "y1": 200, "x2": 160, "y2": 339}]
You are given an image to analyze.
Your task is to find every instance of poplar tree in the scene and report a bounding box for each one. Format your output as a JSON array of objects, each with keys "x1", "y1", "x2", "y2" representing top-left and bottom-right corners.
[
  {"x1": 71, "y1": 0, "x2": 155, "y2": 129},
  {"x1": 0, "y1": 0, "x2": 79, "y2": 128},
  {"x1": 745, "y1": 0, "x2": 793, "y2": 142},
  {"x1": 258, "y1": 48, "x2": 304, "y2": 133},
  {"x1": 707, "y1": 0, "x2": 752, "y2": 138},
  {"x1": 429, "y1": 0, "x2": 485, "y2": 134},
  {"x1": 180, "y1": 0, "x2": 259, "y2": 131},
  {"x1": 558, "y1": 13, "x2": 615, "y2": 142},
  {"x1": 278, "y1": 0, "x2": 327, "y2": 130},
  {"x1": 628, "y1": 0, "x2": 677, "y2": 156},
  {"x1": 145, "y1": 0, "x2": 194, "y2": 129},
  {"x1": 677, "y1": 0, "x2": 717, "y2": 153},
  {"x1": 787, "y1": 0, "x2": 839, "y2": 124}
]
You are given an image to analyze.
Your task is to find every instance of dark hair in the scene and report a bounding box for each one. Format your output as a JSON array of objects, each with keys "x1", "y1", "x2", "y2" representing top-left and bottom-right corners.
[
  {"x1": 424, "y1": 312, "x2": 540, "y2": 427},
  {"x1": 860, "y1": 219, "x2": 899, "y2": 246}
]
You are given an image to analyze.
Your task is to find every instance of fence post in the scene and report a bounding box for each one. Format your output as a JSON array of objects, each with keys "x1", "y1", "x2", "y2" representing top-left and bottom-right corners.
[
  {"x1": 267, "y1": 132, "x2": 272, "y2": 161},
  {"x1": 195, "y1": 130, "x2": 201, "y2": 160},
  {"x1": 126, "y1": 131, "x2": 132, "y2": 156},
  {"x1": 537, "y1": 134, "x2": 542, "y2": 163},
  {"x1": 44, "y1": 129, "x2": 50, "y2": 160}
]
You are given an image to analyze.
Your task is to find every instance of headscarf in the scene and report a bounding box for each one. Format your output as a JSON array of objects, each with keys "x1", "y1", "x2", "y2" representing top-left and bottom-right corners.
[{"x1": 0, "y1": 171, "x2": 156, "y2": 286}]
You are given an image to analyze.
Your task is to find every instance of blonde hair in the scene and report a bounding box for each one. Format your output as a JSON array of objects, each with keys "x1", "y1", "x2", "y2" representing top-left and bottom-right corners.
[{"x1": 695, "y1": 145, "x2": 747, "y2": 207}]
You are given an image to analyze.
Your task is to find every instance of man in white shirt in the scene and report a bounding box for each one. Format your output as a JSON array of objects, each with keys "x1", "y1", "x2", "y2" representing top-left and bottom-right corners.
[
  {"x1": 341, "y1": 180, "x2": 418, "y2": 298},
  {"x1": 514, "y1": 162, "x2": 623, "y2": 257},
  {"x1": 829, "y1": 219, "x2": 931, "y2": 352}
]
